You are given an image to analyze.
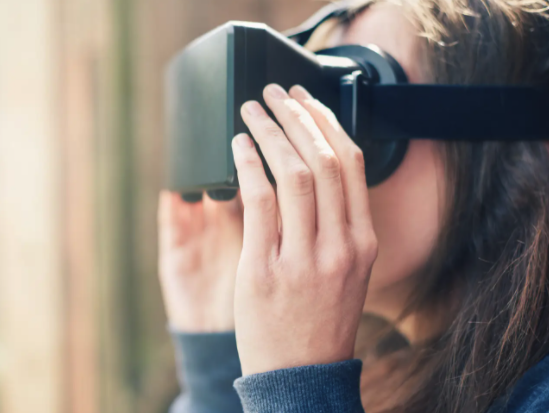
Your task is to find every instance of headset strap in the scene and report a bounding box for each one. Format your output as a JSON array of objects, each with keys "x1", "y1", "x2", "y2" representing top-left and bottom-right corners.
[
  {"x1": 359, "y1": 84, "x2": 549, "y2": 141},
  {"x1": 285, "y1": 2, "x2": 351, "y2": 45},
  {"x1": 287, "y1": 3, "x2": 549, "y2": 141}
]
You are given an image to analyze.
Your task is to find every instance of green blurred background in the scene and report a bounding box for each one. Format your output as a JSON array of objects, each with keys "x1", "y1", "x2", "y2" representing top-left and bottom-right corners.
[{"x1": 0, "y1": 0, "x2": 325, "y2": 412}]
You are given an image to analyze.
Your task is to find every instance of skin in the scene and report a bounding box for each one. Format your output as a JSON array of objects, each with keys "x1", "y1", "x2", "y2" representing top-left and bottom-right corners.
[
  {"x1": 343, "y1": 5, "x2": 446, "y2": 339},
  {"x1": 158, "y1": 193, "x2": 243, "y2": 332},
  {"x1": 158, "y1": 4, "x2": 446, "y2": 374}
]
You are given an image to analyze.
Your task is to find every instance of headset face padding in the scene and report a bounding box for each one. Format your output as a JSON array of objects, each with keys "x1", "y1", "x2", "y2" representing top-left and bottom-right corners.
[{"x1": 316, "y1": 45, "x2": 410, "y2": 186}]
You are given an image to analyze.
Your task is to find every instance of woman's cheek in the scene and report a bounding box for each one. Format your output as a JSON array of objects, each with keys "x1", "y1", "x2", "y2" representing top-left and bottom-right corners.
[{"x1": 365, "y1": 140, "x2": 446, "y2": 294}]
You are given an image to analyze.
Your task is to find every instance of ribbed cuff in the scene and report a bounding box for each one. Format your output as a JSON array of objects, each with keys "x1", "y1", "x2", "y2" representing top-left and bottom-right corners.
[
  {"x1": 170, "y1": 330, "x2": 242, "y2": 413},
  {"x1": 234, "y1": 360, "x2": 365, "y2": 413}
]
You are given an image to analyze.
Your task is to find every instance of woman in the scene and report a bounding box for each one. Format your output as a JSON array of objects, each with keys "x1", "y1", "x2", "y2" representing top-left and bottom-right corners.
[{"x1": 158, "y1": 0, "x2": 549, "y2": 412}]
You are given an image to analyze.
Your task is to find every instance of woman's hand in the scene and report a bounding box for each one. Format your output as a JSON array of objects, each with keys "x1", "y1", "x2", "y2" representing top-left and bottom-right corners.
[
  {"x1": 158, "y1": 191, "x2": 243, "y2": 332},
  {"x1": 233, "y1": 84, "x2": 378, "y2": 376}
]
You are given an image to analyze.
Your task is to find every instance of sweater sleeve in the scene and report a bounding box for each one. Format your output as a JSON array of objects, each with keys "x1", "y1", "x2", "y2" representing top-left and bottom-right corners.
[
  {"x1": 169, "y1": 330, "x2": 243, "y2": 413},
  {"x1": 491, "y1": 354, "x2": 549, "y2": 413},
  {"x1": 233, "y1": 359, "x2": 365, "y2": 413}
]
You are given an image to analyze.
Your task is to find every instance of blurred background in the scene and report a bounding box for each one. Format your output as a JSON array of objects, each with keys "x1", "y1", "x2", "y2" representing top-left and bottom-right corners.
[{"x1": 0, "y1": 0, "x2": 326, "y2": 412}]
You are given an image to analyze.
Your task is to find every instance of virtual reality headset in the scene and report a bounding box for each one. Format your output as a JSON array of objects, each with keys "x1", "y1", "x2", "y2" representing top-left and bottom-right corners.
[{"x1": 166, "y1": 1, "x2": 549, "y2": 201}]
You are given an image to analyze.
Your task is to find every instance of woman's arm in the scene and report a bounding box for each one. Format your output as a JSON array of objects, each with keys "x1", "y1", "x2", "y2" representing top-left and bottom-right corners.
[
  {"x1": 157, "y1": 191, "x2": 244, "y2": 413},
  {"x1": 170, "y1": 331, "x2": 243, "y2": 413},
  {"x1": 231, "y1": 84, "x2": 377, "y2": 411}
]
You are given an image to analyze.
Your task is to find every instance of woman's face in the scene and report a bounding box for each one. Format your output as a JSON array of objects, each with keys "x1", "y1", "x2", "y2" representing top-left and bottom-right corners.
[{"x1": 337, "y1": 5, "x2": 447, "y2": 316}]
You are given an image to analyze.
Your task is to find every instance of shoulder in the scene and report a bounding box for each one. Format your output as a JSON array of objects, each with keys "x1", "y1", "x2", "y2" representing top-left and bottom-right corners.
[{"x1": 496, "y1": 354, "x2": 549, "y2": 413}]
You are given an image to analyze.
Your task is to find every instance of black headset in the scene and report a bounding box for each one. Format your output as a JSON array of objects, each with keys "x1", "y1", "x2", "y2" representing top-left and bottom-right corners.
[{"x1": 171, "y1": 1, "x2": 549, "y2": 202}]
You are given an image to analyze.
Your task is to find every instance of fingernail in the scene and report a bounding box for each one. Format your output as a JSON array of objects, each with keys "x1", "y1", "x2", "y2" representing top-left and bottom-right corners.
[
  {"x1": 234, "y1": 133, "x2": 254, "y2": 148},
  {"x1": 291, "y1": 85, "x2": 312, "y2": 100},
  {"x1": 266, "y1": 84, "x2": 288, "y2": 99},
  {"x1": 244, "y1": 101, "x2": 265, "y2": 117}
]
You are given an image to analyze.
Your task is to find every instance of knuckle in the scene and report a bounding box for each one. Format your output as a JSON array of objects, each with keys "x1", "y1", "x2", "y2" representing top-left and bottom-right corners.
[
  {"x1": 364, "y1": 239, "x2": 379, "y2": 262},
  {"x1": 286, "y1": 99, "x2": 306, "y2": 118},
  {"x1": 246, "y1": 187, "x2": 276, "y2": 212},
  {"x1": 310, "y1": 99, "x2": 338, "y2": 125},
  {"x1": 262, "y1": 123, "x2": 284, "y2": 140},
  {"x1": 239, "y1": 151, "x2": 263, "y2": 168},
  {"x1": 324, "y1": 249, "x2": 354, "y2": 277},
  {"x1": 350, "y1": 146, "x2": 366, "y2": 171},
  {"x1": 317, "y1": 150, "x2": 340, "y2": 178},
  {"x1": 321, "y1": 240, "x2": 356, "y2": 277},
  {"x1": 286, "y1": 100, "x2": 313, "y2": 126},
  {"x1": 320, "y1": 104, "x2": 337, "y2": 122},
  {"x1": 357, "y1": 235, "x2": 379, "y2": 265},
  {"x1": 326, "y1": 107, "x2": 337, "y2": 120},
  {"x1": 288, "y1": 105, "x2": 303, "y2": 120},
  {"x1": 284, "y1": 164, "x2": 314, "y2": 195}
]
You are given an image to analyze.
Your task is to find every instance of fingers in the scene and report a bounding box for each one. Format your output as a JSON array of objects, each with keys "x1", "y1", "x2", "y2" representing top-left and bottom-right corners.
[
  {"x1": 232, "y1": 88, "x2": 378, "y2": 377},
  {"x1": 158, "y1": 191, "x2": 204, "y2": 246},
  {"x1": 233, "y1": 84, "x2": 372, "y2": 259},
  {"x1": 187, "y1": 197, "x2": 205, "y2": 235},
  {"x1": 231, "y1": 133, "x2": 279, "y2": 261},
  {"x1": 240, "y1": 101, "x2": 316, "y2": 254},
  {"x1": 203, "y1": 192, "x2": 243, "y2": 227},
  {"x1": 289, "y1": 85, "x2": 373, "y2": 233},
  {"x1": 262, "y1": 84, "x2": 347, "y2": 241},
  {"x1": 158, "y1": 189, "x2": 243, "y2": 252}
]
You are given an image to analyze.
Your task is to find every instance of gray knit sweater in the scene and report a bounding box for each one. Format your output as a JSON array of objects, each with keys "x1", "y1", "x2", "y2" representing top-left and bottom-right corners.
[{"x1": 169, "y1": 331, "x2": 549, "y2": 413}]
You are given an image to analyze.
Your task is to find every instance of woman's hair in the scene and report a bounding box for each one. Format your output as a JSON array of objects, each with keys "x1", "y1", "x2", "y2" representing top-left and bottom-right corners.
[{"x1": 308, "y1": 1, "x2": 549, "y2": 412}]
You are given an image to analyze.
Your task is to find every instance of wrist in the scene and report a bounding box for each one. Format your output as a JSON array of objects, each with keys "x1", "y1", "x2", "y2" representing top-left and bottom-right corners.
[
  {"x1": 162, "y1": 283, "x2": 235, "y2": 332},
  {"x1": 241, "y1": 351, "x2": 355, "y2": 377},
  {"x1": 237, "y1": 327, "x2": 357, "y2": 376},
  {"x1": 168, "y1": 308, "x2": 235, "y2": 332}
]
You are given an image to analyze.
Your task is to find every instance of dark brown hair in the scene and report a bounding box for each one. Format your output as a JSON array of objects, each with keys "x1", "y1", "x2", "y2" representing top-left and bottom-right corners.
[{"x1": 309, "y1": 1, "x2": 549, "y2": 412}]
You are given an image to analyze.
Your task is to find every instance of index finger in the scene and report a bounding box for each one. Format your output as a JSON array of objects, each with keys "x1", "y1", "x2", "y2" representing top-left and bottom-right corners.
[
  {"x1": 240, "y1": 101, "x2": 317, "y2": 255},
  {"x1": 289, "y1": 86, "x2": 373, "y2": 231}
]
